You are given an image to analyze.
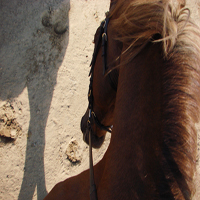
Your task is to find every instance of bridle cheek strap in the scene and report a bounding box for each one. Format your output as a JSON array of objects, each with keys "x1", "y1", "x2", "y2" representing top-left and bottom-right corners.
[
  {"x1": 87, "y1": 16, "x2": 114, "y2": 200},
  {"x1": 102, "y1": 18, "x2": 109, "y2": 75}
]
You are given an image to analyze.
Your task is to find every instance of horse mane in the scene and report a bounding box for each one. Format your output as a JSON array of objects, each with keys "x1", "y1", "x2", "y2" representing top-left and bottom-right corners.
[
  {"x1": 110, "y1": 0, "x2": 200, "y2": 198},
  {"x1": 111, "y1": 0, "x2": 200, "y2": 55}
]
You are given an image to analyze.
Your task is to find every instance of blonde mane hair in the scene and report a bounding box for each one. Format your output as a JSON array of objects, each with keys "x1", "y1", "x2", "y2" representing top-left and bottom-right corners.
[
  {"x1": 110, "y1": 0, "x2": 200, "y2": 58},
  {"x1": 110, "y1": 0, "x2": 200, "y2": 198}
]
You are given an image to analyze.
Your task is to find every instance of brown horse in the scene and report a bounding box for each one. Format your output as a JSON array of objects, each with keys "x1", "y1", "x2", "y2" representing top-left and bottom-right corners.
[{"x1": 44, "y1": 0, "x2": 200, "y2": 199}]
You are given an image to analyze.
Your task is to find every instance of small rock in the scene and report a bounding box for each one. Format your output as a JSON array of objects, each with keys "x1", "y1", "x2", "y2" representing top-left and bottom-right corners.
[
  {"x1": 65, "y1": 140, "x2": 81, "y2": 164},
  {"x1": 0, "y1": 128, "x2": 11, "y2": 138},
  {"x1": 41, "y1": 11, "x2": 52, "y2": 27},
  {"x1": 10, "y1": 129, "x2": 17, "y2": 139},
  {"x1": 54, "y1": 22, "x2": 68, "y2": 35}
]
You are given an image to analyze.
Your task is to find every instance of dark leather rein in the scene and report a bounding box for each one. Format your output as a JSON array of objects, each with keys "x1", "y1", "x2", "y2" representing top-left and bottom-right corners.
[{"x1": 87, "y1": 17, "x2": 117, "y2": 200}]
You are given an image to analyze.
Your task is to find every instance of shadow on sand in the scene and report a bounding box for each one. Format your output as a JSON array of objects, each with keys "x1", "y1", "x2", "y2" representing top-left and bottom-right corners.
[{"x1": 0, "y1": 0, "x2": 70, "y2": 199}]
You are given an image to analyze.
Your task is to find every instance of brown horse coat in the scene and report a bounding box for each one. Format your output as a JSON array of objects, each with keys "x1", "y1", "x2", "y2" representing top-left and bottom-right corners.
[{"x1": 44, "y1": 0, "x2": 200, "y2": 199}]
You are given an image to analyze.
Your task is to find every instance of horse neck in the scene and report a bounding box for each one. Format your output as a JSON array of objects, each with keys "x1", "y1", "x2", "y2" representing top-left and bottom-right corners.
[{"x1": 99, "y1": 42, "x2": 196, "y2": 199}]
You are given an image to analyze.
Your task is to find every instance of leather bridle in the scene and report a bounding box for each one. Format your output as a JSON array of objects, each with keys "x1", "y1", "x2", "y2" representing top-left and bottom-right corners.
[{"x1": 87, "y1": 16, "x2": 117, "y2": 200}]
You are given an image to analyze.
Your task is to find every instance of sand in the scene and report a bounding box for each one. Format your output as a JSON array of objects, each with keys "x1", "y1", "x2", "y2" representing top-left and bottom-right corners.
[{"x1": 0, "y1": 0, "x2": 199, "y2": 199}]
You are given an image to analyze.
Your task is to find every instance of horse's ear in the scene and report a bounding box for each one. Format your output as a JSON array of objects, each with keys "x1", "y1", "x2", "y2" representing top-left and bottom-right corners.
[{"x1": 110, "y1": 0, "x2": 117, "y2": 11}]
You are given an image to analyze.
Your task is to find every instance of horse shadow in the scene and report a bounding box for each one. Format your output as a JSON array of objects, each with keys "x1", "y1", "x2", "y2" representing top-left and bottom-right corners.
[{"x1": 0, "y1": 0, "x2": 70, "y2": 199}]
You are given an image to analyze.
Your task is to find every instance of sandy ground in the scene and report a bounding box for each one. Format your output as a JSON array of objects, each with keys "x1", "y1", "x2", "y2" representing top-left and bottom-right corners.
[{"x1": 0, "y1": 0, "x2": 200, "y2": 200}]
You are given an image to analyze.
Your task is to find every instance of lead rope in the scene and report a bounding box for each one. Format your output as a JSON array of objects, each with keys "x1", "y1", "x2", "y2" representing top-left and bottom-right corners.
[
  {"x1": 87, "y1": 16, "x2": 110, "y2": 200},
  {"x1": 88, "y1": 75, "x2": 98, "y2": 200},
  {"x1": 89, "y1": 114, "x2": 98, "y2": 200}
]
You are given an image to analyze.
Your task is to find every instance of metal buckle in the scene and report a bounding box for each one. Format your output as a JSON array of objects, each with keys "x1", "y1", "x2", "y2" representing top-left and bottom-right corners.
[{"x1": 102, "y1": 32, "x2": 107, "y2": 42}]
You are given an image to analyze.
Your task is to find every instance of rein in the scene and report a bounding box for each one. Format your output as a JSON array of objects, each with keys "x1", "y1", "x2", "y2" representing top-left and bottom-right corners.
[
  {"x1": 87, "y1": 17, "x2": 114, "y2": 200},
  {"x1": 87, "y1": 15, "x2": 147, "y2": 200}
]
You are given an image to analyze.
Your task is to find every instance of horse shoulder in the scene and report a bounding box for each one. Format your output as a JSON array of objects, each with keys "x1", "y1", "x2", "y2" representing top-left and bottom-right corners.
[{"x1": 44, "y1": 170, "x2": 90, "y2": 200}]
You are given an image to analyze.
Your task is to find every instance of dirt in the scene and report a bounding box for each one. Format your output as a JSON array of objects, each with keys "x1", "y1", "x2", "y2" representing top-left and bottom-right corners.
[{"x1": 0, "y1": 0, "x2": 199, "y2": 200}]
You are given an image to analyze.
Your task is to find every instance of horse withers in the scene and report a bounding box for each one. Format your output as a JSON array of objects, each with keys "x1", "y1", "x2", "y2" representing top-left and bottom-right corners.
[{"x1": 44, "y1": 0, "x2": 200, "y2": 199}]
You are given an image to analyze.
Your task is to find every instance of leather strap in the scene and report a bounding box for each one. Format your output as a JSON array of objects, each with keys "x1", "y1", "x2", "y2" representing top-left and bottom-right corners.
[{"x1": 89, "y1": 126, "x2": 98, "y2": 200}]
